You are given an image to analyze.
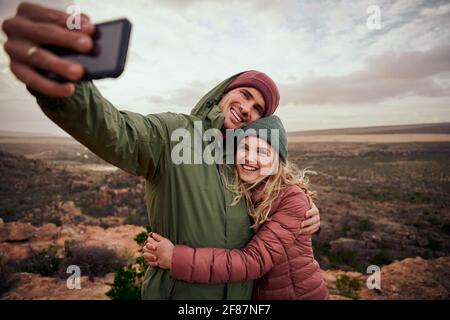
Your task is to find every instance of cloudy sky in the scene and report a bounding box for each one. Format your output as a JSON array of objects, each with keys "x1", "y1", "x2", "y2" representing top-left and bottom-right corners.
[{"x1": 0, "y1": 0, "x2": 449, "y2": 135}]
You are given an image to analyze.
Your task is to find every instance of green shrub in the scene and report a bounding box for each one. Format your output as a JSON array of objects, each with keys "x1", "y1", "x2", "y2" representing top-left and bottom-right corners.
[
  {"x1": 336, "y1": 274, "x2": 361, "y2": 300},
  {"x1": 133, "y1": 228, "x2": 151, "y2": 246},
  {"x1": 106, "y1": 226, "x2": 152, "y2": 300}
]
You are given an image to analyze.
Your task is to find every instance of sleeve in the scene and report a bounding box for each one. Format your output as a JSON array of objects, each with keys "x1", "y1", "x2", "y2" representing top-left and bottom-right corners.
[
  {"x1": 29, "y1": 81, "x2": 177, "y2": 180},
  {"x1": 170, "y1": 187, "x2": 311, "y2": 283}
]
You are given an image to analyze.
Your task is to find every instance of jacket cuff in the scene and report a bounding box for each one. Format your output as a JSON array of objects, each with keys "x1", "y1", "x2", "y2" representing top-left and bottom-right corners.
[
  {"x1": 170, "y1": 245, "x2": 194, "y2": 282},
  {"x1": 27, "y1": 86, "x2": 68, "y2": 109},
  {"x1": 27, "y1": 81, "x2": 89, "y2": 110}
]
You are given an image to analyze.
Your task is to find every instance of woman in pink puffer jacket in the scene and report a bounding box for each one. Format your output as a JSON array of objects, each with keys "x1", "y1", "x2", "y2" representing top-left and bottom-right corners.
[{"x1": 144, "y1": 116, "x2": 329, "y2": 300}]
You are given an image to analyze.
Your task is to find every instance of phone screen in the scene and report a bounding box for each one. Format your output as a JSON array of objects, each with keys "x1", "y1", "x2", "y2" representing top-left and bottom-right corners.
[{"x1": 42, "y1": 18, "x2": 131, "y2": 81}]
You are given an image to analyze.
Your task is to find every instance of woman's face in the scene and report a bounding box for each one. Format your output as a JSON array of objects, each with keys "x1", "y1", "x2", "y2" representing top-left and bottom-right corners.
[{"x1": 236, "y1": 136, "x2": 278, "y2": 183}]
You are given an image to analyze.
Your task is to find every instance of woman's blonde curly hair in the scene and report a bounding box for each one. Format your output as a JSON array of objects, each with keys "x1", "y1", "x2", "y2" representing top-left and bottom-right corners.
[{"x1": 225, "y1": 159, "x2": 317, "y2": 230}]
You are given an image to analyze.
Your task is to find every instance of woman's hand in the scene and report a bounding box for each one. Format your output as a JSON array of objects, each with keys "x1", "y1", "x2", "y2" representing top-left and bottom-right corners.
[
  {"x1": 142, "y1": 232, "x2": 174, "y2": 269},
  {"x1": 300, "y1": 199, "x2": 321, "y2": 235}
]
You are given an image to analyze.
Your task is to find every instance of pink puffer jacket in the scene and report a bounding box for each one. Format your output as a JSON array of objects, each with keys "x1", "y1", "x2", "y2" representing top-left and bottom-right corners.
[{"x1": 170, "y1": 185, "x2": 329, "y2": 300}]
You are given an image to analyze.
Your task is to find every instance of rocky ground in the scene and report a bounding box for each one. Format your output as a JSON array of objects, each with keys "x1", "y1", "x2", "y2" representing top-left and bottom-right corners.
[
  {"x1": 290, "y1": 142, "x2": 450, "y2": 273},
  {"x1": 1, "y1": 220, "x2": 449, "y2": 300},
  {"x1": 0, "y1": 220, "x2": 144, "y2": 300},
  {"x1": 0, "y1": 139, "x2": 449, "y2": 299},
  {"x1": 0, "y1": 221, "x2": 143, "y2": 261},
  {"x1": 4, "y1": 258, "x2": 450, "y2": 300}
]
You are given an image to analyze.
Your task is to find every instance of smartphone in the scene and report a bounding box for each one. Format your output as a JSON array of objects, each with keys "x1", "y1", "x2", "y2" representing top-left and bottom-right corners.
[{"x1": 40, "y1": 18, "x2": 132, "y2": 82}]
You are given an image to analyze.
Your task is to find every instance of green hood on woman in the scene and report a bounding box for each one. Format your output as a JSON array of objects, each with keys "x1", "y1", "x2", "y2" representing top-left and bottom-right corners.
[{"x1": 31, "y1": 72, "x2": 254, "y2": 299}]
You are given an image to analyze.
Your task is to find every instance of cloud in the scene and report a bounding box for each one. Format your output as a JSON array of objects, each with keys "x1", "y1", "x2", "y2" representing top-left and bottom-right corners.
[
  {"x1": 421, "y1": 2, "x2": 450, "y2": 16},
  {"x1": 0, "y1": 0, "x2": 449, "y2": 135},
  {"x1": 282, "y1": 45, "x2": 450, "y2": 105},
  {"x1": 145, "y1": 80, "x2": 217, "y2": 108}
]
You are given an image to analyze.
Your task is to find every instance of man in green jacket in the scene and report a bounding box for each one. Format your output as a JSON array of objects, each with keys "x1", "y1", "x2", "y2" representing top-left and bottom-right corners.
[{"x1": 2, "y1": 3, "x2": 321, "y2": 300}]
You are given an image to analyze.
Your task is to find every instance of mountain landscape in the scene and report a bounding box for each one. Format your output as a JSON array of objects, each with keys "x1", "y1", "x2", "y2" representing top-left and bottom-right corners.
[{"x1": 1, "y1": 123, "x2": 449, "y2": 300}]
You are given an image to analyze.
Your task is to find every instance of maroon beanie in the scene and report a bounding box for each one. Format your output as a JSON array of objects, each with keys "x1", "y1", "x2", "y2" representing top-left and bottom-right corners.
[{"x1": 224, "y1": 70, "x2": 280, "y2": 117}]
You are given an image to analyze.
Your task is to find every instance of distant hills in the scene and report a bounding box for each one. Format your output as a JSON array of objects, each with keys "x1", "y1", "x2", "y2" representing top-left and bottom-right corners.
[
  {"x1": 0, "y1": 130, "x2": 62, "y2": 138},
  {"x1": 2, "y1": 122, "x2": 450, "y2": 139},
  {"x1": 289, "y1": 122, "x2": 450, "y2": 136}
]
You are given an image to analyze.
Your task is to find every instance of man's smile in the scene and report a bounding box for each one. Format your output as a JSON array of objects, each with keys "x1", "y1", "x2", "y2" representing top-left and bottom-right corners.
[{"x1": 230, "y1": 105, "x2": 245, "y2": 124}]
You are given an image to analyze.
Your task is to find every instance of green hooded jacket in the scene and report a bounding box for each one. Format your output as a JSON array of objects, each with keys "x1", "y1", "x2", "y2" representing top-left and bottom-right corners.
[{"x1": 30, "y1": 72, "x2": 254, "y2": 299}]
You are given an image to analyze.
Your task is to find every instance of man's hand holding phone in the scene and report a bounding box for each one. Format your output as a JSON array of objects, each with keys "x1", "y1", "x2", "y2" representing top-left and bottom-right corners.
[{"x1": 2, "y1": 2, "x2": 95, "y2": 97}]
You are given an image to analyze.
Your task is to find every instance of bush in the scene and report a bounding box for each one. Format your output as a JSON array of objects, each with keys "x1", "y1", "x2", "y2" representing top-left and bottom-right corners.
[
  {"x1": 358, "y1": 217, "x2": 374, "y2": 231},
  {"x1": 330, "y1": 249, "x2": 359, "y2": 267},
  {"x1": 426, "y1": 237, "x2": 442, "y2": 251},
  {"x1": 370, "y1": 251, "x2": 393, "y2": 266},
  {"x1": 18, "y1": 241, "x2": 126, "y2": 280},
  {"x1": 1, "y1": 209, "x2": 16, "y2": 223},
  {"x1": 312, "y1": 241, "x2": 331, "y2": 267},
  {"x1": 106, "y1": 226, "x2": 152, "y2": 300},
  {"x1": 18, "y1": 244, "x2": 61, "y2": 276},
  {"x1": 0, "y1": 255, "x2": 18, "y2": 296},
  {"x1": 58, "y1": 240, "x2": 127, "y2": 280},
  {"x1": 441, "y1": 223, "x2": 450, "y2": 234},
  {"x1": 85, "y1": 204, "x2": 110, "y2": 217},
  {"x1": 339, "y1": 224, "x2": 351, "y2": 236},
  {"x1": 335, "y1": 274, "x2": 361, "y2": 300},
  {"x1": 123, "y1": 208, "x2": 148, "y2": 226}
]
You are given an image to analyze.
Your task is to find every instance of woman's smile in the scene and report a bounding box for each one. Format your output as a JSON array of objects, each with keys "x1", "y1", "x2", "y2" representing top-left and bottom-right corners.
[{"x1": 236, "y1": 136, "x2": 275, "y2": 183}]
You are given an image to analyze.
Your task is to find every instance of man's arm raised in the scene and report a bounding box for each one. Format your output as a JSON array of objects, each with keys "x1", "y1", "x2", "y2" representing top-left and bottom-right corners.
[
  {"x1": 31, "y1": 81, "x2": 169, "y2": 178},
  {"x1": 3, "y1": 3, "x2": 170, "y2": 178}
]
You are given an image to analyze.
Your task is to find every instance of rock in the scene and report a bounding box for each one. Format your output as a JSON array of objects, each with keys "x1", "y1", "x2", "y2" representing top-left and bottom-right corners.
[
  {"x1": 61, "y1": 226, "x2": 79, "y2": 237},
  {"x1": 55, "y1": 224, "x2": 143, "y2": 258},
  {"x1": 0, "y1": 222, "x2": 35, "y2": 242},
  {"x1": 58, "y1": 201, "x2": 82, "y2": 216},
  {"x1": 329, "y1": 294, "x2": 352, "y2": 300},
  {"x1": 71, "y1": 179, "x2": 91, "y2": 190},
  {"x1": 34, "y1": 223, "x2": 60, "y2": 241},
  {"x1": 0, "y1": 243, "x2": 31, "y2": 260},
  {"x1": 1, "y1": 272, "x2": 114, "y2": 300},
  {"x1": 80, "y1": 225, "x2": 143, "y2": 257},
  {"x1": 113, "y1": 188, "x2": 130, "y2": 197},
  {"x1": 360, "y1": 256, "x2": 450, "y2": 300},
  {"x1": 323, "y1": 256, "x2": 450, "y2": 300},
  {"x1": 97, "y1": 216, "x2": 124, "y2": 228}
]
